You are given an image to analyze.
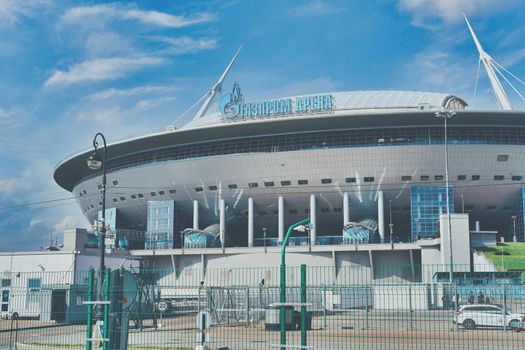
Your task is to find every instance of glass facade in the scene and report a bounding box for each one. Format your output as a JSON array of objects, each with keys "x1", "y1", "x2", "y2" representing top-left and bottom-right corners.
[
  {"x1": 515, "y1": 188, "x2": 525, "y2": 242},
  {"x1": 411, "y1": 186, "x2": 454, "y2": 240},
  {"x1": 146, "y1": 200, "x2": 175, "y2": 249}
]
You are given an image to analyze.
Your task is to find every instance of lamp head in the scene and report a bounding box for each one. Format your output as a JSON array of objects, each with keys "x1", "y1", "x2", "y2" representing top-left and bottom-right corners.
[{"x1": 87, "y1": 151, "x2": 103, "y2": 170}]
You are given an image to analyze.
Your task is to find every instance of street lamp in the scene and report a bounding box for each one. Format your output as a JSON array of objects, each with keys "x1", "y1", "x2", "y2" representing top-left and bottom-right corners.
[
  {"x1": 435, "y1": 110, "x2": 456, "y2": 286},
  {"x1": 86, "y1": 132, "x2": 107, "y2": 323}
]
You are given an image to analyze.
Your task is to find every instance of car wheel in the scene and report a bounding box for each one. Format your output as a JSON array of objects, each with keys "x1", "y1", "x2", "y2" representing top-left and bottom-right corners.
[
  {"x1": 463, "y1": 319, "x2": 476, "y2": 330},
  {"x1": 11, "y1": 312, "x2": 18, "y2": 320},
  {"x1": 509, "y1": 319, "x2": 520, "y2": 330}
]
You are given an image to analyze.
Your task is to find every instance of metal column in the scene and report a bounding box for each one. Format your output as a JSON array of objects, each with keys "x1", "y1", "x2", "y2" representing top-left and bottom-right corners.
[
  {"x1": 193, "y1": 200, "x2": 199, "y2": 230},
  {"x1": 310, "y1": 194, "x2": 317, "y2": 245},
  {"x1": 343, "y1": 192, "x2": 350, "y2": 226},
  {"x1": 278, "y1": 196, "x2": 284, "y2": 244},
  {"x1": 219, "y1": 199, "x2": 226, "y2": 248},
  {"x1": 378, "y1": 191, "x2": 385, "y2": 243},
  {"x1": 248, "y1": 197, "x2": 254, "y2": 247}
]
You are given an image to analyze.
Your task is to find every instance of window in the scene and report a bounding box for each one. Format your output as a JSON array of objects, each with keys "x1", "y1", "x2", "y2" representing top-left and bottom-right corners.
[
  {"x1": 131, "y1": 194, "x2": 137, "y2": 200},
  {"x1": 138, "y1": 193, "x2": 144, "y2": 198},
  {"x1": 457, "y1": 175, "x2": 467, "y2": 181},
  {"x1": 1, "y1": 279, "x2": 11, "y2": 288},
  {"x1": 264, "y1": 181, "x2": 275, "y2": 187},
  {"x1": 150, "y1": 191, "x2": 157, "y2": 196},
  {"x1": 289, "y1": 209, "x2": 298, "y2": 214},
  {"x1": 90, "y1": 204, "x2": 94, "y2": 208},
  {"x1": 364, "y1": 177, "x2": 374, "y2": 182},
  {"x1": 258, "y1": 211, "x2": 267, "y2": 216},
  {"x1": 298, "y1": 180, "x2": 308, "y2": 185},
  {"x1": 119, "y1": 197, "x2": 126, "y2": 201},
  {"x1": 98, "y1": 202, "x2": 102, "y2": 206},
  {"x1": 169, "y1": 189, "x2": 177, "y2": 194},
  {"x1": 486, "y1": 205, "x2": 496, "y2": 211},
  {"x1": 420, "y1": 175, "x2": 429, "y2": 181},
  {"x1": 158, "y1": 190, "x2": 165, "y2": 196},
  {"x1": 304, "y1": 209, "x2": 310, "y2": 214},
  {"x1": 321, "y1": 208, "x2": 330, "y2": 213},
  {"x1": 321, "y1": 178, "x2": 332, "y2": 184},
  {"x1": 83, "y1": 190, "x2": 87, "y2": 195},
  {"x1": 503, "y1": 206, "x2": 512, "y2": 211},
  {"x1": 97, "y1": 184, "x2": 102, "y2": 190},
  {"x1": 273, "y1": 210, "x2": 278, "y2": 215},
  {"x1": 28, "y1": 278, "x2": 41, "y2": 290},
  {"x1": 208, "y1": 185, "x2": 217, "y2": 191},
  {"x1": 112, "y1": 198, "x2": 118, "y2": 203},
  {"x1": 345, "y1": 177, "x2": 356, "y2": 183},
  {"x1": 194, "y1": 187, "x2": 203, "y2": 192},
  {"x1": 465, "y1": 205, "x2": 474, "y2": 211},
  {"x1": 281, "y1": 180, "x2": 291, "y2": 186},
  {"x1": 512, "y1": 176, "x2": 522, "y2": 181},
  {"x1": 434, "y1": 175, "x2": 444, "y2": 181},
  {"x1": 497, "y1": 155, "x2": 509, "y2": 162},
  {"x1": 228, "y1": 184, "x2": 237, "y2": 189},
  {"x1": 112, "y1": 180, "x2": 119, "y2": 186},
  {"x1": 333, "y1": 207, "x2": 342, "y2": 212},
  {"x1": 401, "y1": 176, "x2": 412, "y2": 182},
  {"x1": 248, "y1": 182, "x2": 258, "y2": 188},
  {"x1": 471, "y1": 175, "x2": 480, "y2": 181},
  {"x1": 494, "y1": 175, "x2": 504, "y2": 181},
  {"x1": 234, "y1": 212, "x2": 242, "y2": 217}
]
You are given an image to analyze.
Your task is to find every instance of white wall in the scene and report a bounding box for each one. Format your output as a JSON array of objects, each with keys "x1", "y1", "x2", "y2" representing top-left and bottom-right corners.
[{"x1": 439, "y1": 214, "x2": 470, "y2": 273}]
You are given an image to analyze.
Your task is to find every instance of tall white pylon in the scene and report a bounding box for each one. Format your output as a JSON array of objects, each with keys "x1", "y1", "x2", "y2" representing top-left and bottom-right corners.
[{"x1": 464, "y1": 14, "x2": 512, "y2": 110}]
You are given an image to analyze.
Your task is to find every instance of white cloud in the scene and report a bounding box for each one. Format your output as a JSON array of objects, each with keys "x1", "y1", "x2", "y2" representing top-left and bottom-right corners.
[
  {"x1": 149, "y1": 36, "x2": 219, "y2": 55},
  {"x1": 52, "y1": 215, "x2": 78, "y2": 234},
  {"x1": 397, "y1": 0, "x2": 520, "y2": 28},
  {"x1": 290, "y1": 0, "x2": 343, "y2": 17},
  {"x1": 61, "y1": 3, "x2": 216, "y2": 28},
  {"x1": 0, "y1": 0, "x2": 52, "y2": 26},
  {"x1": 29, "y1": 219, "x2": 43, "y2": 228},
  {"x1": 44, "y1": 57, "x2": 166, "y2": 87},
  {"x1": 134, "y1": 96, "x2": 177, "y2": 110},
  {"x1": 87, "y1": 85, "x2": 179, "y2": 101},
  {"x1": 76, "y1": 106, "x2": 122, "y2": 124}
]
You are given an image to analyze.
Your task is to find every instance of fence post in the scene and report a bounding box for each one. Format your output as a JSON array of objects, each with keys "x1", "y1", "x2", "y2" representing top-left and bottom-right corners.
[
  {"x1": 103, "y1": 268, "x2": 110, "y2": 350},
  {"x1": 280, "y1": 264, "x2": 286, "y2": 350},
  {"x1": 86, "y1": 269, "x2": 94, "y2": 350},
  {"x1": 245, "y1": 285, "x2": 250, "y2": 328},
  {"x1": 300, "y1": 264, "x2": 307, "y2": 349}
]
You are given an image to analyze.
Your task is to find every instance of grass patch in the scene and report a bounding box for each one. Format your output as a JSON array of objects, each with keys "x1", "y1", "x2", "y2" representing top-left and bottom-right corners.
[{"x1": 478, "y1": 242, "x2": 525, "y2": 269}]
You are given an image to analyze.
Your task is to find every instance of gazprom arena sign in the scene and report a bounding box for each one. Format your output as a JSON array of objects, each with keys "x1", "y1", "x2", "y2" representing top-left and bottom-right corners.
[{"x1": 219, "y1": 83, "x2": 334, "y2": 120}]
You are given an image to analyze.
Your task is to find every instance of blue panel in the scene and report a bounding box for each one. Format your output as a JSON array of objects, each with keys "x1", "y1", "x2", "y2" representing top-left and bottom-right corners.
[{"x1": 410, "y1": 186, "x2": 454, "y2": 240}]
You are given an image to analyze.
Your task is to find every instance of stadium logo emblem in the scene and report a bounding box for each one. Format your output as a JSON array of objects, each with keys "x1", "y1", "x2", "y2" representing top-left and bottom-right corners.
[{"x1": 219, "y1": 83, "x2": 243, "y2": 119}]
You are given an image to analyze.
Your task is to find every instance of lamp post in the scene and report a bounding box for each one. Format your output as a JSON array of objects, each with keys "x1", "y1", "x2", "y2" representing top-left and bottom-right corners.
[
  {"x1": 435, "y1": 110, "x2": 456, "y2": 285},
  {"x1": 86, "y1": 132, "x2": 107, "y2": 323},
  {"x1": 512, "y1": 215, "x2": 517, "y2": 242}
]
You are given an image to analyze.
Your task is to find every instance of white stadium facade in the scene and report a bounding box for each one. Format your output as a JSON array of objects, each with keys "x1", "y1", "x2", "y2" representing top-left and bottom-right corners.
[{"x1": 51, "y1": 18, "x2": 525, "y2": 284}]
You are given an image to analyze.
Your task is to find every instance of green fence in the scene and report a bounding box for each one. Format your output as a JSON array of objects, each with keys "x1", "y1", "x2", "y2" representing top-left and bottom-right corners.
[{"x1": 1, "y1": 263, "x2": 525, "y2": 349}]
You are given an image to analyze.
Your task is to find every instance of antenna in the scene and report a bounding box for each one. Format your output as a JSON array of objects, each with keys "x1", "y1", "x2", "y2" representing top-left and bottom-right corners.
[
  {"x1": 464, "y1": 14, "x2": 512, "y2": 110},
  {"x1": 192, "y1": 45, "x2": 243, "y2": 121}
]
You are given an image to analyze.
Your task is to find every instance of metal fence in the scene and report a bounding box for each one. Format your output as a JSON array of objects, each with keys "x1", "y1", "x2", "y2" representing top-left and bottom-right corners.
[{"x1": 1, "y1": 263, "x2": 525, "y2": 349}]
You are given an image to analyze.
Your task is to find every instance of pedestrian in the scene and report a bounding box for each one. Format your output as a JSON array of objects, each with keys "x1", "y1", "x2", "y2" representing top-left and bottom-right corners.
[{"x1": 477, "y1": 291, "x2": 485, "y2": 304}]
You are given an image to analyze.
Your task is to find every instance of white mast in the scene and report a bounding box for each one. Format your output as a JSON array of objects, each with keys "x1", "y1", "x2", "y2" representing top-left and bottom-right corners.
[
  {"x1": 193, "y1": 45, "x2": 243, "y2": 120},
  {"x1": 464, "y1": 14, "x2": 512, "y2": 110}
]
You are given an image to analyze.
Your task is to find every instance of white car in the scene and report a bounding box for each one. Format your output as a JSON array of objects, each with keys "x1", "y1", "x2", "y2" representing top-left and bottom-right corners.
[{"x1": 456, "y1": 304, "x2": 523, "y2": 330}]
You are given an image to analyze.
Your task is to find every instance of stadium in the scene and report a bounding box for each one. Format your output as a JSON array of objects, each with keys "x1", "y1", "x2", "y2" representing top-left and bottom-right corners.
[{"x1": 52, "y1": 18, "x2": 525, "y2": 281}]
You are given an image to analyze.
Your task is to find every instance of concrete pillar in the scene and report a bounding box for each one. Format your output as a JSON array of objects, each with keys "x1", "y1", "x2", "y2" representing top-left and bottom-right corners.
[
  {"x1": 378, "y1": 191, "x2": 385, "y2": 243},
  {"x1": 248, "y1": 197, "x2": 254, "y2": 247},
  {"x1": 343, "y1": 192, "x2": 350, "y2": 226},
  {"x1": 219, "y1": 199, "x2": 226, "y2": 247},
  {"x1": 278, "y1": 196, "x2": 284, "y2": 243},
  {"x1": 310, "y1": 194, "x2": 317, "y2": 245},
  {"x1": 193, "y1": 200, "x2": 199, "y2": 230}
]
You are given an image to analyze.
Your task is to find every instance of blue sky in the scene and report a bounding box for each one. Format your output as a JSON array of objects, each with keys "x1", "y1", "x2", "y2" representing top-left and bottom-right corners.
[{"x1": 0, "y1": 0, "x2": 524, "y2": 251}]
